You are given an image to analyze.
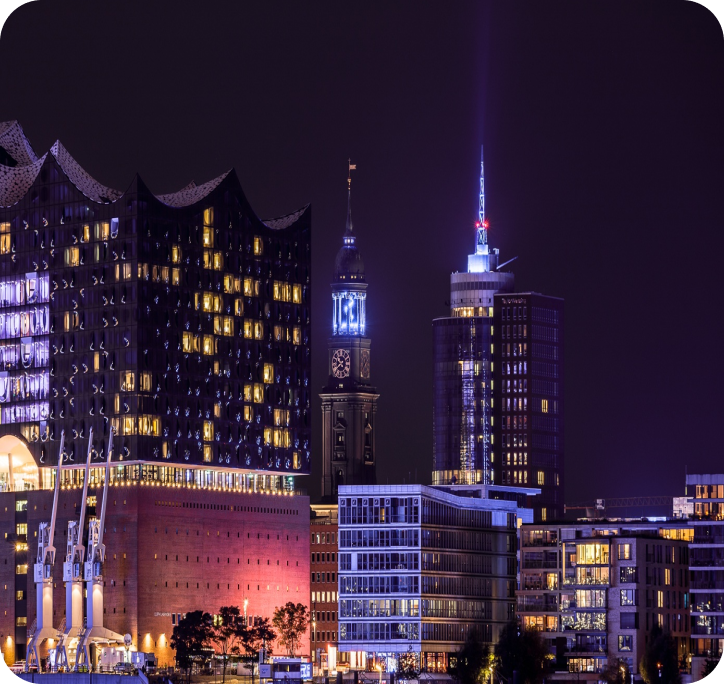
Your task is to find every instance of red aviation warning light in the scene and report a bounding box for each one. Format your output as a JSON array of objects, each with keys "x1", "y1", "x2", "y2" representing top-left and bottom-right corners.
[{"x1": 482, "y1": 220, "x2": 489, "y2": 229}]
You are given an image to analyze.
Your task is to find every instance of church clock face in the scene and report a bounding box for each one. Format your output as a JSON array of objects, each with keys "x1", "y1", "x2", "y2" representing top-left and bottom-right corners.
[
  {"x1": 360, "y1": 349, "x2": 371, "y2": 379},
  {"x1": 332, "y1": 349, "x2": 351, "y2": 378}
]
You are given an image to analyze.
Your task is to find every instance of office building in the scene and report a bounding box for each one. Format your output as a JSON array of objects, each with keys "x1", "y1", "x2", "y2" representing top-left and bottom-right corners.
[
  {"x1": 432, "y1": 149, "x2": 564, "y2": 522},
  {"x1": 686, "y1": 473, "x2": 724, "y2": 677},
  {"x1": 492, "y1": 292, "x2": 564, "y2": 521},
  {"x1": 320, "y1": 171, "x2": 378, "y2": 499},
  {"x1": 0, "y1": 121, "x2": 312, "y2": 665},
  {"x1": 517, "y1": 520, "x2": 692, "y2": 681},
  {"x1": 337, "y1": 484, "x2": 532, "y2": 672}
]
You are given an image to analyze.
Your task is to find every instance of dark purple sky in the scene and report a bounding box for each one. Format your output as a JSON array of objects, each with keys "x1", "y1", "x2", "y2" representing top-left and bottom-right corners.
[{"x1": 1, "y1": 1, "x2": 722, "y2": 504}]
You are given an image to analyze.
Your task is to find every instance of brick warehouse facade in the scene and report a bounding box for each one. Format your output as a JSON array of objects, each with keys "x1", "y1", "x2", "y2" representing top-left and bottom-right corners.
[
  {"x1": 1, "y1": 485, "x2": 311, "y2": 666},
  {"x1": 0, "y1": 120, "x2": 313, "y2": 666}
]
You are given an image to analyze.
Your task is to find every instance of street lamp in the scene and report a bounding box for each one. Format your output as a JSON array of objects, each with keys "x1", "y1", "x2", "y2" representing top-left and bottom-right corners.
[{"x1": 657, "y1": 662, "x2": 662, "y2": 681}]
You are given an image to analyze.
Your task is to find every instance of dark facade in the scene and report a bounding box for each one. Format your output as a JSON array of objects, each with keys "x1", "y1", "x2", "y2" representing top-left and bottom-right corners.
[
  {"x1": 0, "y1": 120, "x2": 311, "y2": 479},
  {"x1": 320, "y1": 182, "x2": 378, "y2": 500},
  {"x1": 492, "y1": 293, "x2": 564, "y2": 522}
]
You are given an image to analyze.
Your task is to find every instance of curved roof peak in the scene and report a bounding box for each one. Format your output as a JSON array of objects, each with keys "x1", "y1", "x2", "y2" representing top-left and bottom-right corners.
[
  {"x1": 50, "y1": 140, "x2": 124, "y2": 204},
  {"x1": 0, "y1": 153, "x2": 48, "y2": 208},
  {"x1": 154, "y1": 170, "x2": 231, "y2": 207},
  {"x1": 0, "y1": 120, "x2": 39, "y2": 166}
]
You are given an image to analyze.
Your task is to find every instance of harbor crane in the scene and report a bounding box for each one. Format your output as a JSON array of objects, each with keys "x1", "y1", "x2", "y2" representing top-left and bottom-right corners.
[
  {"x1": 55, "y1": 428, "x2": 94, "y2": 671},
  {"x1": 26, "y1": 431, "x2": 65, "y2": 672},
  {"x1": 75, "y1": 427, "x2": 126, "y2": 670}
]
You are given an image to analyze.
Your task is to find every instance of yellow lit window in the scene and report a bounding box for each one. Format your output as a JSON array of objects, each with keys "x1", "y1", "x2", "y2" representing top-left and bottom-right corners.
[
  {"x1": 253, "y1": 236, "x2": 263, "y2": 255},
  {"x1": 274, "y1": 409, "x2": 290, "y2": 426},
  {"x1": 65, "y1": 247, "x2": 80, "y2": 267},
  {"x1": 213, "y1": 251, "x2": 223, "y2": 270},
  {"x1": 244, "y1": 320, "x2": 252, "y2": 339},
  {"x1": 122, "y1": 416, "x2": 136, "y2": 435},
  {"x1": 235, "y1": 299, "x2": 244, "y2": 316},
  {"x1": 273, "y1": 281, "x2": 291, "y2": 302},
  {"x1": 138, "y1": 263, "x2": 149, "y2": 279},
  {"x1": 293, "y1": 452, "x2": 300, "y2": 470},
  {"x1": 253, "y1": 384, "x2": 264, "y2": 404},
  {"x1": 254, "y1": 322, "x2": 264, "y2": 340},
  {"x1": 214, "y1": 404, "x2": 221, "y2": 418},
  {"x1": 203, "y1": 250, "x2": 224, "y2": 270},
  {"x1": 172, "y1": 268, "x2": 180, "y2": 286},
  {"x1": 16, "y1": 524, "x2": 27, "y2": 536},
  {"x1": 203, "y1": 421, "x2": 214, "y2": 441},
  {"x1": 202, "y1": 335, "x2": 214, "y2": 355},
  {"x1": 204, "y1": 207, "x2": 214, "y2": 226},
  {"x1": 162, "y1": 441, "x2": 169, "y2": 459},
  {"x1": 171, "y1": 245, "x2": 182, "y2": 264},
  {"x1": 120, "y1": 371, "x2": 135, "y2": 392},
  {"x1": 665, "y1": 568, "x2": 671, "y2": 585},
  {"x1": 203, "y1": 445, "x2": 212, "y2": 463},
  {"x1": 95, "y1": 222, "x2": 110, "y2": 240},
  {"x1": 202, "y1": 226, "x2": 214, "y2": 248},
  {"x1": 537, "y1": 471, "x2": 545, "y2": 486},
  {"x1": 273, "y1": 429, "x2": 290, "y2": 448},
  {"x1": 0, "y1": 223, "x2": 10, "y2": 255},
  {"x1": 657, "y1": 591, "x2": 664, "y2": 608},
  {"x1": 115, "y1": 263, "x2": 132, "y2": 281},
  {"x1": 182, "y1": 332, "x2": 198, "y2": 353},
  {"x1": 222, "y1": 317, "x2": 233, "y2": 336},
  {"x1": 82, "y1": 224, "x2": 90, "y2": 242},
  {"x1": 244, "y1": 406, "x2": 254, "y2": 422},
  {"x1": 224, "y1": 275, "x2": 235, "y2": 293},
  {"x1": 152, "y1": 265, "x2": 160, "y2": 282},
  {"x1": 140, "y1": 372, "x2": 152, "y2": 392},
  {"x1": 292, "y1": 284, "x2": 302, "y2": 304},
  {"x1": 263, "y1": 363, "x2": 274, "y2": 384},
  {"x1": 160, "y1": 266, "x2": 169, "y2": 283},
  {"x1": 93, "y1": 353, "x2": 100, "y2": 372},
  {"x1": 264, "y1": 428, "x2": 272, "y2": 445},
  {"x1": 244, "y1": 278, "x2": 260, "y2": 297},
  {"x1": 274, "y1": 326, "x2": 283, "y2": 342},
  {"x1": 139, "y1": 415, "x2": 160, "y2": 436},
  {"x1": 541, "y1": 399, "x2": 549, "y2": 413},
  {"x1": 15, "y1": 565, "x2": 28, "y2": 575},
  {"x1": 293, "y1": 327, "x2": 301, "y2": 345},
  {"x1": 243, "y1": 385, "x2": 252, "y2": 402},
  {"x1": 114, "y1": 394, "x2": 120, "y2": 413}
]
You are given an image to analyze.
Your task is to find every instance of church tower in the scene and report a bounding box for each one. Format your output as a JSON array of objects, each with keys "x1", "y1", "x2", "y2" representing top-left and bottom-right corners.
[{"x1": 320, "y1": 165, "x2": 379, "y2": 499}]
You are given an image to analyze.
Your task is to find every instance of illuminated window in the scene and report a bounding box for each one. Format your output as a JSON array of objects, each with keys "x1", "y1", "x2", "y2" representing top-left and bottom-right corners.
[
  {"x1": 657, "y1": 591, "x2": 664, "y2": 608},
  {"x1": 204, "y1": 207, "x2": 214, "y2": 226},
  {"x1": 64, "y1": 312, "x2": 79, "y2": 331},
  {"x1": 274, "y1": 326, "x2": 283, "y2": 341},
  {"x1": 541, "y1": 508, "x2": 547, "y2": 522},
  {"x1": 172, "y1": 268, "x2": 180, "y2": 286},
  {"x1": 665, "y1": 568, "x2": 671, "y2": 585},
  {"x1": 160, "y1": 266, "x2": 170, "y2": 283},
  {"x1": 253, "y1": 236, "x2": 263, "y2": 255},
  {"x1": 182, "y1": 332, "x2": 199, "y2": 353},
  {"x1": 138, "y1": 263, "x2": 149, "y2": 279},
  {"x1": 140, "y1": 372, "x2": 152, "y2": 392},
  {"x1": 263, "y1": 364, "x2": 274, "y2": 383},
  {"x1": 203, "y1": 421, "x2": 214, "y2": 441},
  {"x1": 115, "y1": 263, "x2": 132, "y2": 280},
  {"x1": 244, "y1": 278, "x2": 260, "y2": 297},
  {"x1": 202, "y1": 336, "x2": 214, "y2": 355},
  {"x1": 244, "y1": 321, "x2": 252, "y2": 339},
  {"x1": 293, "y1": 452, "x2": 301, "y2": 470},
  {"x1": 15, "y1": 524, "x2": 27, "y2": 536},
  {"x1": 171, "y1": 245, "x2": 182, "y2": 263},
  {"x1": 93, "y1": 353, "x2": 100, "y2": 372},
  {"x1": 254, "y1": 322, "x2": 264, "y2": 340},
  {"x1": 15, "y1": 565, "x2": 27, "y2": 575},
  {"x1": 274, "y1": 409, "x2": 289, "y2": 426},
  {"x1": 222, "y1": 317, "x2": 233, "y2": 336},
  {"x1": 203, "y1": 445, "x2": 212, "y2": 463},
  {"x1": 617, "y1": 543, "x2": 632, "y2": 560},
  {"x1": 273, "y1": 429, "x2": 290, "y2": 448},
  {"x1": 235, "y1": 299, "x2": 244, "y2": 316},
  {"x1": 122, "y1": 416, "x2": 136, "y2": 435},
  {"x1": 202, "y1": 226, "x2": 214, "y2": 248},
  {"x1": 120, "y1": 371, "x2": 135, "y2": 392},
  {"x1": 65, "y1": 247, "x2": 80, "y2": 267},
  {"x1": 243, "y1": 385, "x2": 252, "y2": 402},
  {"x1": 253, "y1": 384, "x2": 264, "y2": 404},
  {"x1": 541, "y1": 399, "x2": 549, "y2": 413},
  {"x1": 537, "y1": 471, "x2": 545, "y2": 486},
  {"x1": 139, "y1": 415, "x2": 161, "y2": 436},
  {"x1": 203, "y1": 250, "x2": 223, "y2": 270},
  {"x1": 0, "y1": 223, "x2": 10, "y2": 255},
  {"x1": 264, "y1": 428, "x2": 272, "y2": 445},
  {"x1": 162, "y1": 442, "x2": 169, "y2": 459},
  {"x1": 244, "y1": 406, "x2": 254, "y2": 421},
  {"x1": 293, "y1": 327, "x2": 301, "y2": 345},
  {"x1": 95, "y1": 222, "x2": 110, "y2": 240},
  {"x1": 292, "y1": 284, "x2": 302, "y2": 304}
]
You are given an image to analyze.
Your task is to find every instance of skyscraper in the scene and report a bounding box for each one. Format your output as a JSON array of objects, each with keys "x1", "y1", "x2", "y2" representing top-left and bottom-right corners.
[
  {"x1": 320, "y1": 168, "x2": 378, "y2": 500},
  {"x1": 432, "y1": 147, "x2": 564, "y2": 521},
  {"x1": 432, "y1": 148, "x2": 514, "y2": 487}
]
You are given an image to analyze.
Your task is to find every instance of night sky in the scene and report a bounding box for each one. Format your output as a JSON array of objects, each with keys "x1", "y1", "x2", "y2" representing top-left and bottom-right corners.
[{"x1": 0, "y1": 1, "x2": 721, "y2": 504}]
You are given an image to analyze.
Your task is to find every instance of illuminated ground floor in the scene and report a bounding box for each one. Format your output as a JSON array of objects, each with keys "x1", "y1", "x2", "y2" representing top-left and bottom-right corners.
[{"x1": 0, "y1": 479, "x2": 311, "y2": 667}]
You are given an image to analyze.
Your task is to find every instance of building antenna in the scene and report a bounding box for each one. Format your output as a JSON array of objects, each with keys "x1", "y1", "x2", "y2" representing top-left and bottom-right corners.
[
  {"x1": 346, "y1": 159, "x2": 357, "y2": 238},
  {"x1": 475, "y1": 145, "x2": 488, "y2": 253}
]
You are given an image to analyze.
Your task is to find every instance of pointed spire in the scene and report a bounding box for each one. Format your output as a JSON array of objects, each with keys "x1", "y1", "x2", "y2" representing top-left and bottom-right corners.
[{"x1": 345, "y1": 159, "x2": 357, "y2": 241}]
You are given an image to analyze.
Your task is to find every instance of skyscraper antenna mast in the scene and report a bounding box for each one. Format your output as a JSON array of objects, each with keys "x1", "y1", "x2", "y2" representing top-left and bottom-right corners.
[{"x1": 475, "y1": 145, "x2": 488, "y2": 252}]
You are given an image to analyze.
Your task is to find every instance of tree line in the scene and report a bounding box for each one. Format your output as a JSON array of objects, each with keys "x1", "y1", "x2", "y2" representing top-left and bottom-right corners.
[{"x1": 170, "y1": 602, "x2": 309, "y2": 684}]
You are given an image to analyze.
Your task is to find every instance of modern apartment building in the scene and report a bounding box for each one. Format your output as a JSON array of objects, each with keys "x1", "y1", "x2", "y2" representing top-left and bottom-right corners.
[
  {"x1": 517, "y1": 521, "x2": 692, "y2": 681},
  {"x1": 686, "y1": 473, "x2": 724, "y2": 677},
  {"x1": 337, "y1": 484, "x2": 532, "y2": 672}
]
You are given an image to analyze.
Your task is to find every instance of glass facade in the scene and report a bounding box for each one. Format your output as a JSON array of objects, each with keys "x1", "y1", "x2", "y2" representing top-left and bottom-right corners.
[
  {"x1": 0, "y1": 123, "x2": 312, "y2": 483},
  {"x1": 338, "y1": 485, "x2": 518, "y2": 672}
]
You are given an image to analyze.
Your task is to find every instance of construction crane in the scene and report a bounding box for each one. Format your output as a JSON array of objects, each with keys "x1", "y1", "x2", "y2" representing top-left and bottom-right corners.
[
  {"x1": 76, "y1": 427, "x2": 125, "y2": 671},
  {"x1": 56, "y1": 428, "x2": 94, "y2": 671},
  {"x1": 26, "y1": 431, "x2": 65, "y2": 672}
]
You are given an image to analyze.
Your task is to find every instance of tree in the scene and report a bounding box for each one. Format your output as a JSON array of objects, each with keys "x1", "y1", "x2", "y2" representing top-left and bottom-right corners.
[
  {"x1": 170, "y1": 610, "x2": 214, "y2": 684},
  {"x1": 272, "y1": 602, "x2": 309, "y2": 656},
  {"x1": 212, "y1": 606, "x2": 244, "y2": 684},
  {"x1": 639, "y1": 626, "x2": 681, "y2": 684},
  {"x1": 601, "y1": 658, "x2": 631, "y2": 684},
  {"x1": 239, "y1": 617, "x2": 277, "y2": 684},
  {"x1": 494, "y1": 619, "x2": 549, "y2": 684},
  {"x1": 397, "y1": 645, "x2": 420, "y2": 680},
  {"x1": 700, "y1": 656, "x2": 721, "y2": 680},
  {"x1": 449, "y1": 629, "x2": 489, "y2": 684}
]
